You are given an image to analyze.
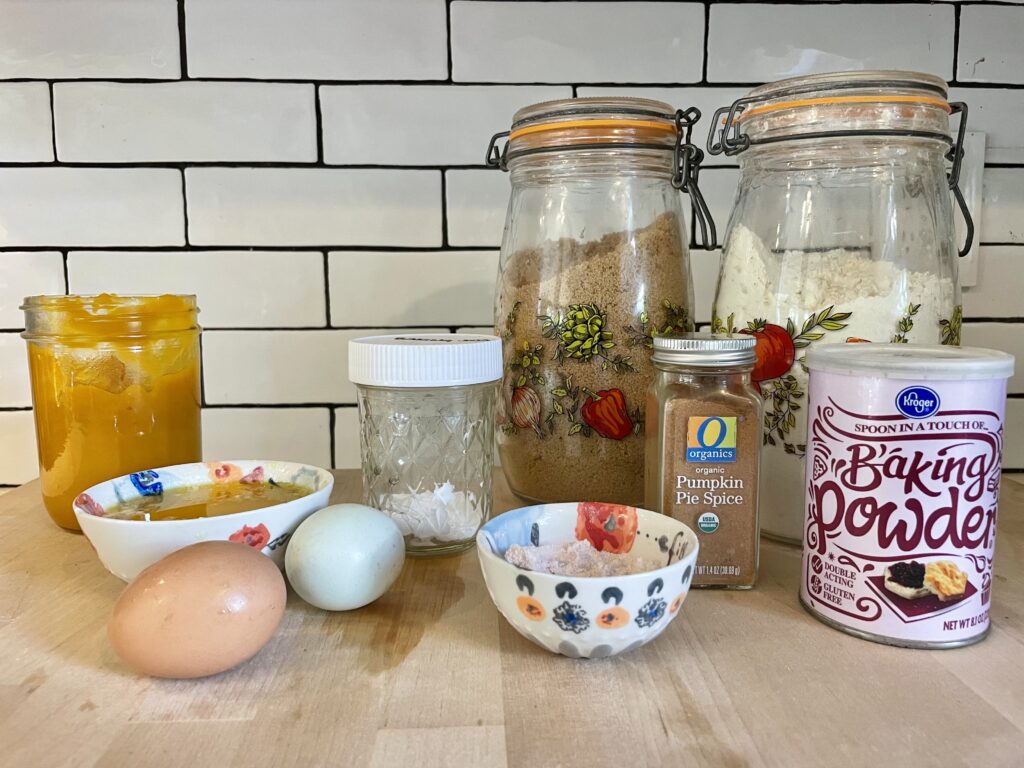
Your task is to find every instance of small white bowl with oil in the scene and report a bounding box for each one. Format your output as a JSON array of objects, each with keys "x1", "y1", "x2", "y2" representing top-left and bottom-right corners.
[{"x1": 74, "y1": 460, "x2": 334, "y2": 581}]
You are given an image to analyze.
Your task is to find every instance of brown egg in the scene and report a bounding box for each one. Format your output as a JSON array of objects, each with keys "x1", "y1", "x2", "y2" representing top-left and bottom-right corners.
[{"x1": 109, "y1": 541, "x2": 287, "y2": 679}]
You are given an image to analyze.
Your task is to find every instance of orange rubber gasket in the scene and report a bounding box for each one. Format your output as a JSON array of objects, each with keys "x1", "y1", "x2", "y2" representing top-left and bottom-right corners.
[
  {"x1": 737, "y1": 95, "x2": 951, "y2": 122},
  {"x1": 509, "y1": 118, "x2": 676, "y2": 140}
]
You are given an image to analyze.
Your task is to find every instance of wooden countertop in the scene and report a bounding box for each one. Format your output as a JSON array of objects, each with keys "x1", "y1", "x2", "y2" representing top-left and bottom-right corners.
[{"x1": 1, "y1": 471, "x2": 1022, "y2": 768}]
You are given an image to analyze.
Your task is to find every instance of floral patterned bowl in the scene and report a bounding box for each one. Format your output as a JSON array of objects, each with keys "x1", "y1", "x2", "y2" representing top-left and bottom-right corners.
[
  {"x1": 73, "y1": 460, "x2": 334, "y2": 581},
  {"x1": 476, "y1": 502, "x2": 699, "y2": 659}
]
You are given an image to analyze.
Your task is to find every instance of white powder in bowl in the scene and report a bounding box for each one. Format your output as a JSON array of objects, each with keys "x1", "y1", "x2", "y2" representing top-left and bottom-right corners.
[
  {"x1": 714, "y1": 224, "x2": 957, "y2": 541},
  {"x1": 504, "y1": 540, "x2": 656, "y2": 577}
]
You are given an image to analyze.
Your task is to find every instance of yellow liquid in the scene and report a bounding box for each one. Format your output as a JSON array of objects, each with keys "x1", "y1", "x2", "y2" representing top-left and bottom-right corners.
[
  {"x1": 108, "y1": 481, "x2": 310, "y2": 521},
  {"x1": 25, "y1": 295, "x2": 202, "y2": 530}
]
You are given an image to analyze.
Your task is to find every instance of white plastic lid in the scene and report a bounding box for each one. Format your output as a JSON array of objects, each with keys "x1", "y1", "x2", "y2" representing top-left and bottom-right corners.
[
  {"x1": 806, "y1": 344, "x2": 1015, "y2": 381},
  {"x1": 348, "y1": 334, "x2": 503, "y2": 388}
]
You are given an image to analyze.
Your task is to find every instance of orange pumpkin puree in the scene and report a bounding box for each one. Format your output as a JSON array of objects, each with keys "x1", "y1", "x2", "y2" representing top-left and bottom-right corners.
[{"x1": 25, "y1": 295, "x2": 201, "y2": 530}]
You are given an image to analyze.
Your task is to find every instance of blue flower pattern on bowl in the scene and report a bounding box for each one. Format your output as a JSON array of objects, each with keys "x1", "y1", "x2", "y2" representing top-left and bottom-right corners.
[
  {"x1": 129, "y1": 470, "x2": 163, "y2": 497},
  {"x1": 634, "y1": 598, "x2": 667, "y2": 628},
  {"x1": 553, "y1": 601, "x2": 590, "y2": 634}
]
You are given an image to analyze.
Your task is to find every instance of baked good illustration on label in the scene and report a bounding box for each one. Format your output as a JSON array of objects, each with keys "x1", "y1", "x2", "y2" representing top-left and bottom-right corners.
[
  {"x1": 924, "y1": 561, "x2": 969, "y2": 602},
  {"x1": 884, "y1": 560, "x2": 969, "y2": 603}
]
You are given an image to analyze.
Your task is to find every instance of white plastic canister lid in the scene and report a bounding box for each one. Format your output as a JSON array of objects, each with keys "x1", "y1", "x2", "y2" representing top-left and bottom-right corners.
[
  {"x1": 806, "y1": 344, "x2": 1015, "y2": 381},
  {"x1": 348, "y1": 334, "x2": 503, "y2": 388}
]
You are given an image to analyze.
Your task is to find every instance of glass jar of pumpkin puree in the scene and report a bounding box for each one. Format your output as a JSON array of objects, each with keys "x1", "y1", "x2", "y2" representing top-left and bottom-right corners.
[{"x1": 22, "y1": 295, "x2": 202, "y2": 530}]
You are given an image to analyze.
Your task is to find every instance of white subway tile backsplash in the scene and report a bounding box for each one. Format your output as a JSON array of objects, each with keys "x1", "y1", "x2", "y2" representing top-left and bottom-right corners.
[
  {"x1": 707, "y1": 4, "x2": 954, "y2": 82},
  {"x1": 981, "y1": 169, "x2": 1024, "y2": 244},
  {"x1": 202, "y1": 328, "x2": 446, "y2": 405},
  {"x1": 202, "y1": 407, "x2": 332, "y2": 468},
  {"x1": 1006, "y1": 400, "x2": 1024, "y2": 470},
  {"x1": 329, "y1": 251, "x2": 498, "y2": 327},
  {"x1": 0, "y1": 252, "x2": 65, "y2": 328},
  {"x1": 0, "y1": 169, "x2": 184, "y2": 247},
  {"x1": 54, "y1": 82, "x2": 316, "y2": 163},
  {"x1": 0, "y1": 411, "x2": 37, "y2": 485},
  {"x1": 0, "y1": 0, "x2": 179, "y2": 79},
  {"x1": 186, "y1": 169, "x2": 441, "y2": 247},
  {"x1": 320, "y1": 85, "x2": 570, "y2": 166},
  {"x1": 963, "y1": 247, "x2": 1024, "y2": 319},
  {"x1": 0, "y1": 335, "x2": 30, "y2": 407},
  {"x1": 576, "y1": 86, "x2": 748, "y2": 166},
  {"x1": 692, "y1": 249, "x2": 721, "y2": 325},
  {"x1": 67, "y1": 251, "x2": 326, "y2": 328},
  {"x1": 958, "y1": 6, "x2": 1024, "y2": 84},
  {"x1": 450, "y1": 2, "x2": 705, "y2": 84},
  {"x1": 692, "y1": 169, "x2": 740, "y2": 240},
  {"x1": 962, "y1": 323, "x2": 1023, "y2": 394},
  {"x1": 0, "y1": 84, "x2": 53, "y2": 162},
  {"x1": 445, "y1": 170, "x2": 509, "y2": 248},
  {"x1": 333, "y1": 407, "x2": 360, "y2": 470},
  {"x1": 948, "y1": 89, "x2": 1024, "y2": 165},
  {"x1": 185, "y1": 0, "x2": 447, "y2": 80}
]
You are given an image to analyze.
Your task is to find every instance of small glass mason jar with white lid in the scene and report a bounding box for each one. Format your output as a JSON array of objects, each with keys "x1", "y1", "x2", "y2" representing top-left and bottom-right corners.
[{"x1": 349, "y1": 334, "x2": 502, "y2": 556}]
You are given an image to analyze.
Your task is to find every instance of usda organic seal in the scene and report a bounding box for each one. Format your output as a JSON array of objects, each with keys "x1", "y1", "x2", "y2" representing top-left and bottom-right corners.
[{"x1": 697, "y1": 512, "x2": 720, "y2": 534}]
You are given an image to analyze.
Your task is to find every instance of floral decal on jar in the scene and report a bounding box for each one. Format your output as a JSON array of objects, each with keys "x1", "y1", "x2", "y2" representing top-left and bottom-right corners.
[
  {"x1": 713, "y1": 306, "x2": 852, "y2": 456},
  {"x1": 940, "y1": 304, "x2": 962, "y2": 346},
  {"x1": 229, "y1": 523, "x2": 271, "y2": 549}
]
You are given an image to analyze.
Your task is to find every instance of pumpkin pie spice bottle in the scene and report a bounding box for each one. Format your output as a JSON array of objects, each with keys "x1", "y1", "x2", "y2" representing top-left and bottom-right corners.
[{"x1": 645, "y1": 334, "x2": 762, "y2": 588}]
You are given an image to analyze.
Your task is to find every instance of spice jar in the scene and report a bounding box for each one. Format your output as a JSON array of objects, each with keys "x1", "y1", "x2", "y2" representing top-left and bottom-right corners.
[
  {"x1": 645, "y1": 334, "x2": 761, "y2": 588},
  {"x1": 706, "y1": 71, "x2": 973, "y2": 543},
  {"x1": 22, "y1": 294, "x2": 202, "y2": 531},
  {"x1": 487, "y1": 97, "x2": 716, "y2": 506},
  {"x1": 349, "y1": 334, "x2": 502, "y2": 556}
]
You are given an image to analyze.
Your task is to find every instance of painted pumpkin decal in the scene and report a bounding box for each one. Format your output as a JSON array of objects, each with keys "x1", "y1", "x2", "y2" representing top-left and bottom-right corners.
[
  {"x1": 575, "y1": 502, "x2": 638, "y2": 554},
  {"x1": 516, "y1": 595, "x2": 545, "y2": 621},
  {"x1": 597, "y1": 607, "x2": 629, "y2": 629},
  {"x1": 207, "y1": 462, "x2": 243, "y2": 483},
  {"x1": 669, "y1": 593, "x2": 687, "y2": 613},
  {"x1": 580, "y1": 388, "x2": 632, "y2": 440},
  {"x1": 74, "y1": 492, "x2": 105, "y2": 517},
  {"x1": 239, "y1": 466, "x2": 266, "y2": 484},
  {"x1": 739, "y1": 321, "x2": 796, "y2": 383}
]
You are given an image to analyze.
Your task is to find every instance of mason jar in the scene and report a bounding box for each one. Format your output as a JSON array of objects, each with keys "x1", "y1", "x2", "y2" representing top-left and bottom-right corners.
[
  {"x1": 487, "y1": 97, "x2": 716, "y2": 506},
  {"x1": 706, "y1": 71, "x2": 972, "y2": 543},
  {"x1": 22, "y1": 294, "x2": 202, "y2": 530},
  {"x1": 349, "y1": 334, "x2": 502, "y2": 556}
]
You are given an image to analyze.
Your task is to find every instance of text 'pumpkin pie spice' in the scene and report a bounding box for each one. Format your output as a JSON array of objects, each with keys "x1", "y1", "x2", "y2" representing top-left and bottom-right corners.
[{"x1": 645, "y1": 334, "x2": 762, "y2": 588}]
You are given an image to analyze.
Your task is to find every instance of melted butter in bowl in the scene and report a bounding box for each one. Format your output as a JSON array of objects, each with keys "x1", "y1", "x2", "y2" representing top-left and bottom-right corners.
[
  {"x1": 107, "y1": 480, "x2": 312, "y2": 521},
  {"x1": 73, "y1": 460, "x2": 334, "y2": 581}
]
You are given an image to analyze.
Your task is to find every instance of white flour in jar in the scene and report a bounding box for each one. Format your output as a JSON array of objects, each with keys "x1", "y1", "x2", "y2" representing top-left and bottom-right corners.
[{"x1": 714, "y1": 224, "x2": 957, "y2": 542}]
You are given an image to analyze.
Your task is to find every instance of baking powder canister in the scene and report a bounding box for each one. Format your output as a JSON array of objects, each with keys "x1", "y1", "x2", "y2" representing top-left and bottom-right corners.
[{"x1": 800, "y1": 345, "x2": 1015, "y2": 648}]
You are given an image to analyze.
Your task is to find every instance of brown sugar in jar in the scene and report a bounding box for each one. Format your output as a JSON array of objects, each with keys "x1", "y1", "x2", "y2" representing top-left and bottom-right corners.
[{"x1": 644, "y1": 334, "x2": 762, "y2": 588}]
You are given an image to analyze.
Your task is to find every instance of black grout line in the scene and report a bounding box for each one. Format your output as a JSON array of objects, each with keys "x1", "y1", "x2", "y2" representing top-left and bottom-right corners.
[
  {"x1": 61, "y1": 251, "x2": 68, "y2": 294},
  {"x1": 204, "y1": 403, "x2": 358, "y2": 409},
  {"x1": 47, "y1": 82, "x2": 57, "y2": 160},
  {"x1": 446, "y1": 0, "x2": 454, "y2": 83},
  {"x1": 179, "y1": 169, "x2": 190, "y2": 246},
  {"x1": 701, "y1": 1, "x2": 711, "y2": 84},
  {"x1": 313, "y1": 85, "x2": 324, "y2": 164},
  {"x1": 0, "y1": 407, "x2": 32, "y2": 412},
  {"x1": 440, "y1": 172, "x2": 449, "y2": 247},
  {"x1": 953, "y1": 3, "x2": 962, "y2": 83},
  {"x1": 176, "y1": 0, "x2": 189, "y2": 79},
  {"x1": 328, "y1": 407, "x2": 337, "y2": 470},
  {"x1": 322, "y1": 251, "x2": 332, "y2": 328}
]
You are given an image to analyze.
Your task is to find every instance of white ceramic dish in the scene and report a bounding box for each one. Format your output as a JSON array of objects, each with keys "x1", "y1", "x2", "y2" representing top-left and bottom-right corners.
[
  {"x1": 74, "y1": 460, "x2": 334, "y2": 581},
  {"x1": 477, "y1": 502, "x2": 699, "y2": 659}
]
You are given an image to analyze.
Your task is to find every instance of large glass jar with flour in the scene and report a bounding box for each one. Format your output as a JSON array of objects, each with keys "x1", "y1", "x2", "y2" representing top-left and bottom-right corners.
[
  {"x1": 706, "y1": 71, "x2": 972, "y2": 542},
  {"x1": 486, "y1": 97, "x2": 716, "y2": 505}
]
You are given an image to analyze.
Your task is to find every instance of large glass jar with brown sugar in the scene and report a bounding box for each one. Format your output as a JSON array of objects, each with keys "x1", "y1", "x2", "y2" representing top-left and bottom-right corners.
[{"x1": 486, "y1": 97, "x2": 716, "y2": 505}]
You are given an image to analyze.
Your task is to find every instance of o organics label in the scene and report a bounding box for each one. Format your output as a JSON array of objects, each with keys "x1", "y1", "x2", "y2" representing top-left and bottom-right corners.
[{"x1": 686, "y1": 416, "x2": 737, "y2": 463}]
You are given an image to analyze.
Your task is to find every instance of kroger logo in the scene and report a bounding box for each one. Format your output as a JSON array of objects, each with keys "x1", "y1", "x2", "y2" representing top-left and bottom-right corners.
[{"x1": 895, "y1": 386, "x2": 941, "y2": 419}]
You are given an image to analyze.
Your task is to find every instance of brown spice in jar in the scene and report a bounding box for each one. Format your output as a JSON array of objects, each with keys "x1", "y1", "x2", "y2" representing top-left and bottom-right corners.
[
  {"x1": 646, "y1": 388, "x2": 761, "y2": 588},
  {"x1": 496, "y1": 213, "x2": 691, "y2": 506}
]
